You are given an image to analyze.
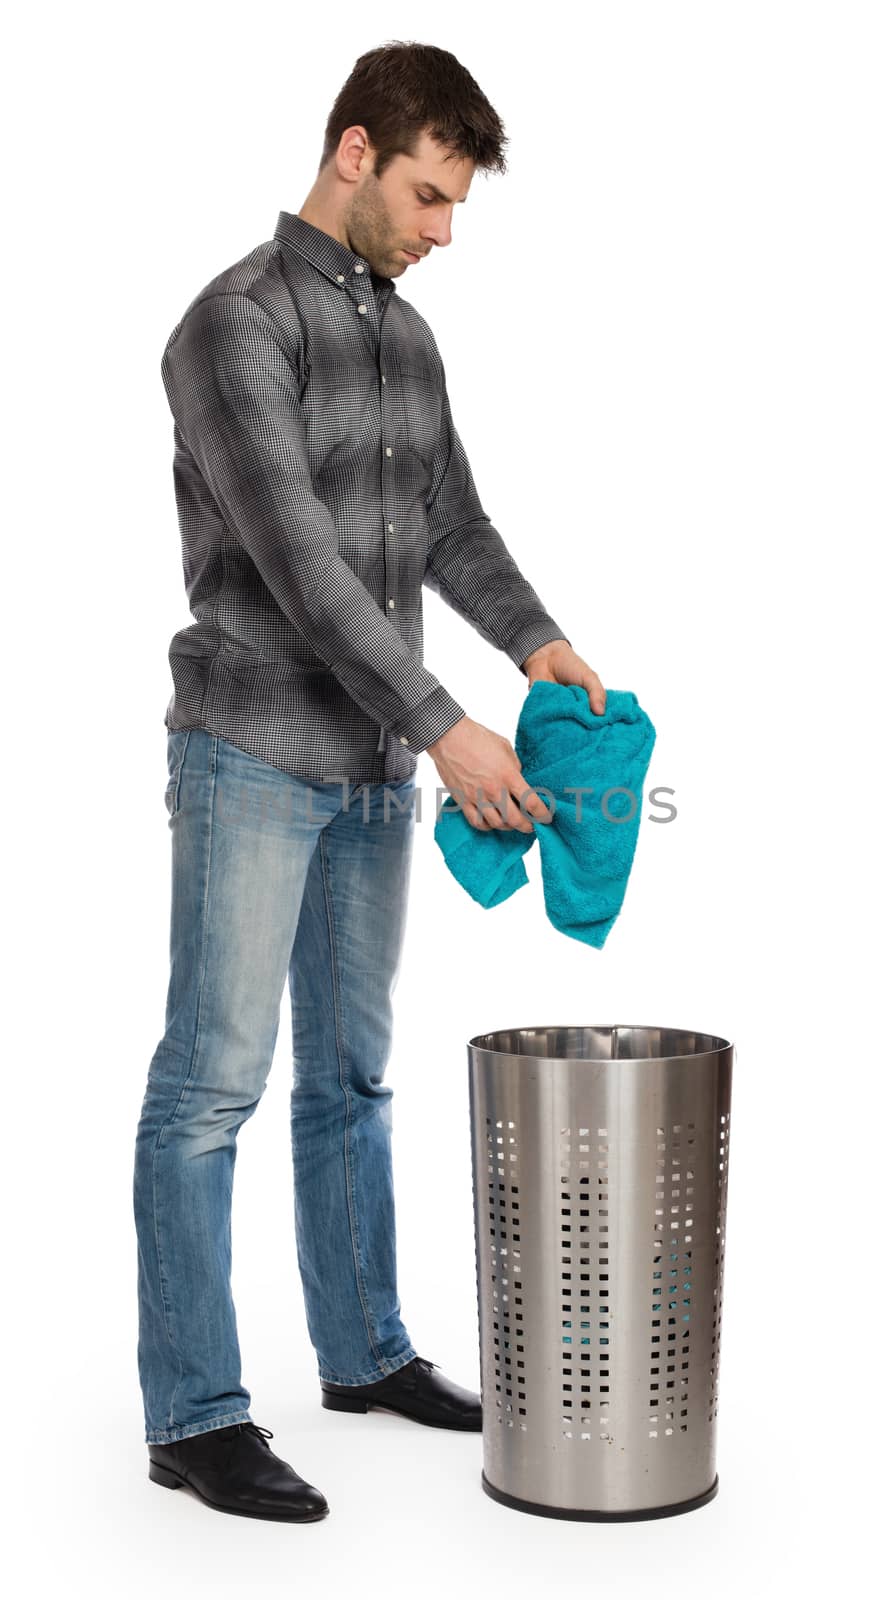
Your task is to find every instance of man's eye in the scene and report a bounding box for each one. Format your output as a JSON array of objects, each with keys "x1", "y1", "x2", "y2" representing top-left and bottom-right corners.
[{"x1": 417, "y1": 193, "x2": 434, "y2": 205}]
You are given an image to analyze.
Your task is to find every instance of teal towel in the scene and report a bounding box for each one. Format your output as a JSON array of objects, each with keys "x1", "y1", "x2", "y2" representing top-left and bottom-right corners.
[{"x1": 433, "y1": 683, "x2": 656, "y2": 948}]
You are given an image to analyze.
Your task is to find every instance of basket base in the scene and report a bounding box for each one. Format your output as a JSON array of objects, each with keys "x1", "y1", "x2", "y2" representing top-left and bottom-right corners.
[{"x1": 481, "y1": 1470, "x2": 719, "y2": 1522}]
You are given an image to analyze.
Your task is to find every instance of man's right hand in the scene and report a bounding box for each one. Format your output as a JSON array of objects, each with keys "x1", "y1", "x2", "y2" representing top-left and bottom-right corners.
[{"x1": 427, "y1": 714, "x2": 553, "y2": 833}]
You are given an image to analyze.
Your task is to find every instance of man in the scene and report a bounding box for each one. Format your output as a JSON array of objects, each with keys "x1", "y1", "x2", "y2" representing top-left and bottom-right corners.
[{"x1": 134, "y1": 40, "x2": 606, "y2": 1525}]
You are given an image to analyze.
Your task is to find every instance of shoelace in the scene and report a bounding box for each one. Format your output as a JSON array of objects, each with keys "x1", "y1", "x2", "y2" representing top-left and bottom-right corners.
[{"x1": 237, "y1": 1422, "x2": 274, "y2": 1444}]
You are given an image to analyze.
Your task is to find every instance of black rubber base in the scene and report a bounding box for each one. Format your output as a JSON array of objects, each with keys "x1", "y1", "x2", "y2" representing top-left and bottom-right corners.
[{"x1": 481, "y1": 1470, "x2": 719, "y2": 1521}]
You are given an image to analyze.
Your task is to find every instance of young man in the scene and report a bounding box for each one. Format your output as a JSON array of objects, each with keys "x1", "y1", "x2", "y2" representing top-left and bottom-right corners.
[{"x1": 134, "y1": 40, "x2": 606, "y2": 1524}]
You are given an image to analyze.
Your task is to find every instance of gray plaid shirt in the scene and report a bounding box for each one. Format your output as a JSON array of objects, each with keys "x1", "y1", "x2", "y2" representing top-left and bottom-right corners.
[{"x1": 160, "y1": 209, "x2": 569, "y2": 783}]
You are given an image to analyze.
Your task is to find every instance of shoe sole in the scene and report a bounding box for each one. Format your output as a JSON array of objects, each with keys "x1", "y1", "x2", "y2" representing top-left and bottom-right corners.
[
  {"x1": 148, "y1": 1459, "x2": 329, "y2": 1522},
  {"x1": 320, "y1": 1391, "x2": 482, "y2": 1429}
]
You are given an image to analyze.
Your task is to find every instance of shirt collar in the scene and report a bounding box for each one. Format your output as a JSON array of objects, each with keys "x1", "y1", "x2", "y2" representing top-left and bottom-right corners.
[{"x1": 274, "y1": 209, "x2": 395, "y2": 294}]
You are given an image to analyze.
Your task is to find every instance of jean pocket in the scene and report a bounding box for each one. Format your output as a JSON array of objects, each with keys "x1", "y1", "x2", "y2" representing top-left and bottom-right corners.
[{"x1": 164, "y1": 729, "x2": 191, "y2": 818}]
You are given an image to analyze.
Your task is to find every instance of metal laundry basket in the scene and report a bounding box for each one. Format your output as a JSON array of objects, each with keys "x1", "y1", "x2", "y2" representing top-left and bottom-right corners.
[{"x1": 467, "y1": 1024, "x2": 733, "y2": 1521}]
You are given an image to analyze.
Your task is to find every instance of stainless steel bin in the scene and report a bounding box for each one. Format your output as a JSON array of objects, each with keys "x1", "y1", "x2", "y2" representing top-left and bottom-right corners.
[{"x1": 467, "y1": 1024, "x2": 733, "y2": 1521}]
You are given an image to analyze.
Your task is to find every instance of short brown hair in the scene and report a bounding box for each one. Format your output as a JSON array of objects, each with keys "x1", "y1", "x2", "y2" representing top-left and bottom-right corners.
[{"x1": 319, "y1": 40, "x2": 508, "y2": 180}]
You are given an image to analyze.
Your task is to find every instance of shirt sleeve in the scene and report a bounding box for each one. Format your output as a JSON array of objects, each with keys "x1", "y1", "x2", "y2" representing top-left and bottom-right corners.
[
  {"x1": 423, "y1": 374, "x2": 571, "y2": 674},
  {"x1": 161, "y1": 292, "x2": 466, "y2": 754}
]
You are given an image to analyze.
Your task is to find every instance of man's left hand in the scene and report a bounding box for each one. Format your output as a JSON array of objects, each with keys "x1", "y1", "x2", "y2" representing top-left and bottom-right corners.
[{"x1": 521, "y1": 639, "x2": 606, "y2": 715}]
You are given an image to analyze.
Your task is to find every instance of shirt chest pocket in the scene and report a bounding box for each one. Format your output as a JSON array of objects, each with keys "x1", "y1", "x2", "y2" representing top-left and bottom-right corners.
[{"x1": 398, "y1": 364, "x2": 443, "y2": 470}]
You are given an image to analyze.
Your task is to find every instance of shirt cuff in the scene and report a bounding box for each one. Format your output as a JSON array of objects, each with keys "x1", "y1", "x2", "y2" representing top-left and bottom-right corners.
[
  {"x1": 506, "y1": 618, "x2": 572, "y2": 675},
  {"x1": 390, "y1": 685, "x2": 467, "y2": 754}
]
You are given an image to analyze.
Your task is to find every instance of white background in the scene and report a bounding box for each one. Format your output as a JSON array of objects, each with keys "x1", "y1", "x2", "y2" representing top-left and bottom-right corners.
[{"x1": 5, "y1": 2, "x2": 883, "y2": 1594}]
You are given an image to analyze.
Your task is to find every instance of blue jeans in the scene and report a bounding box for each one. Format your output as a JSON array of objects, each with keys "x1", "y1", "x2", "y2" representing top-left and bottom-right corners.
[{"x1": 133, "y1": 729, "x2": 419, "y2": 1444}]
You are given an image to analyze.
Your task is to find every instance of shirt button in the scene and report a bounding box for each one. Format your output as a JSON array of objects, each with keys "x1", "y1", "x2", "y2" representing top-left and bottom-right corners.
[
  {"x1": 399, "y1": 736, "x2": 408, "y2": 745},
  {"x1": 381, "y1": 374, "x2": 386, "y2": 383},
  {"x1": 336, "y1": 274, "x2": 344, "y2": 282},
  {"x1": 357, "y1": 304, "x2": 367, "y2": 314},
  {"x1": 388, "y1": 599, "x2": 395, "y2": 609},
  {"x1": 388, "y1": 522, "x2": 394, "y2": 532},
  {"x1": 385, "y1": 446, "x2": 392, "y2": 456},
  {"x1": 355, "y1": 263, "x2": 365, "y2": 273}
]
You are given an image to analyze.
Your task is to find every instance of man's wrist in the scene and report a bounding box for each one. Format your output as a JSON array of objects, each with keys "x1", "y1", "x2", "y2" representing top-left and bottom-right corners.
[
  {"x1": 427, "y1": 712, "x2": 467, "y2": 754},
  {"x1": 520, "y1": 635, "x2": 571, "y2": 673},
  {"x1": 391, "y1": 688, "x2": 466, "y2": 755}
]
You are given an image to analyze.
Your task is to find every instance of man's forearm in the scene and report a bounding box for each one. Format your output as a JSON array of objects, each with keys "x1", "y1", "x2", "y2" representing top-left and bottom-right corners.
[
  {"x1": 424, "y1": 515, "x2": 570, "y2": 671},
  {"x1": 423, "y1": 375, "x2": 569, "y2": 672}
]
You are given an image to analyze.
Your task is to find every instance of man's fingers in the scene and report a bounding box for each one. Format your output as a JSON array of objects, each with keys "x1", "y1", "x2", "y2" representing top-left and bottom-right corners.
[
  {"x1": 586, "y1": 670, "x2": 606, "y2": 714},
  {"x1": 466, "y1": 806, "x2": 492, "y2": 830},
  {"x1": 468, "y1": 784, "x2": 533, "y2": 833},
  {"x1": 470, "y1": 801, "x2": 501, "y2": 830},
  {"x1": 504, "y1": 795, "x2": 534, "y2": 832},
  {"x1": 517, "y1": 786, "x2": 553, "y2": 825},
  {"x1": 449, "y1": 778, "x2": 546, "y2": 833}
]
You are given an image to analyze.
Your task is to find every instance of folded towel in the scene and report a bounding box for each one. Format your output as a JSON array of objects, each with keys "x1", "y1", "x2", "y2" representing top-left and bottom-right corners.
[{"x1": 432, "y1": 682, "x2": 656, "y2": 947}]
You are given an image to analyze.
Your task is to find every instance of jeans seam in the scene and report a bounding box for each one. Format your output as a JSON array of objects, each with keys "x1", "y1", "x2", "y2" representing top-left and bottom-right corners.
[
  {"x1": 319, "y1": 828, "x2": 385, "y2": 1377},
  {"x1": 151, "y1": 742, "x2": 219, "y2": 1432},
  {"x1": 166, "y1": 728, "x2": 192, "y2": 819},
  {"x1": 146, "y1": 1408, "x2": 251, "y2": 1446},
  {"x1": 318, "y1": 1345, "x2": 417, "y2": 1385}
]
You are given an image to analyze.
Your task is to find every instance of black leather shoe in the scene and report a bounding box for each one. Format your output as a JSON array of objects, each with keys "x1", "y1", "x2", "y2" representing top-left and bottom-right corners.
[
  {"x1": 320, "y1": 1356, "x2": 482, "y2": 1430},
  {"x1": 147, "y1": 1421, "x2": 329, "y2": 1522}
]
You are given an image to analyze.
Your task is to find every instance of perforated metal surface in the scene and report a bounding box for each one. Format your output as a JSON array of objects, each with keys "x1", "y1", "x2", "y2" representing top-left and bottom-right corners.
[{"x1": 468, "y1": 1025, "x2": 733, "y2": 1519}]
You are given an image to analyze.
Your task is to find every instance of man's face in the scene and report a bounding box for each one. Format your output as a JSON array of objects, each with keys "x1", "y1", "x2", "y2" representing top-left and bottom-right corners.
[{"x1": 344, "y1": 130, "x2": 475, "y2": 278}]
